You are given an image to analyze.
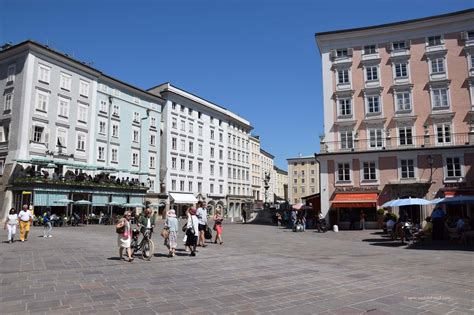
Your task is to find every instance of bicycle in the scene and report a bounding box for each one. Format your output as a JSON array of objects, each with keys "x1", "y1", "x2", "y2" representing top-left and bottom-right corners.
[{"x1": 129, "y1": 227, "x2": 155, "y2": 260}]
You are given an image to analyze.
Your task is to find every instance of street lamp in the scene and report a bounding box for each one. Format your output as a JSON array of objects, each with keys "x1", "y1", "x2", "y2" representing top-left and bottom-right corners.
[{"x1": 263, "y1": 172, "x2": 270, "y2": 208}]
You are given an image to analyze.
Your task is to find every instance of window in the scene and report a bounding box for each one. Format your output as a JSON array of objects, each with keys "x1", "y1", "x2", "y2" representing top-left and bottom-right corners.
[
  {"x1": 219, "y1": 149, "x2": 223, "y2": 160},
  {"x1": 401, "y1": 159, "x2": 415, "y2": 179},
  {"x1": 188, "y1": 122, "x2": 193, "y2": 133},
  {"x1": 338, "y1": 98, "x2": 352, "y2": 117},
  {"x1": 337, "y1": 163, "x2": 350, "y2": 181},
  {"x1": 180, "y1": 120, "x2": 185, "y2": 131},
  {"x1": 60, "y1": 73, "x2": 72, "y2": 91},
  {"x1": 198, "y1": 162, "x2": 202, "y2": 174},
  {"x1": 396, "y1": 92, "x2": 411, "y2": 111},
  {"x1": 293, "y1": 187, "x2": 297, "y2": 194},
  {"x1": 32, "y1": 126, "x2": 44, "y2": 143},
  {"x1": 172, "y1": 102, "x2": 176, "y2": 110},
  {"x1": 180, "y1": 105, "x2": 185, "y2": 112},
  {"x1": 113, "y1": 105, "x2": 120, "y2": 116},
  {"x1": 432, "y1": 88, "x2": 449, "y2": 108},
  {"x1": 171, "y1": 157, "x2": 177, "y2": 169},
  {"x1": 427, "y1": 35, "x2": 442, "y2": 46},
  {"x1": 219, "y1": 166, "x2": 223, "y2": 177},
  {"x1": 112, "y1": 124, "x2": 119, "y2": 138},
  {"x1": 336, "y1": 49, "x2": 348, "y2": 57},
  {"x1": 98, "y1": 147, "x2": 105, "y2": 161},
  {"x1": 180, "y1": 180, "x2": 185, "y2": 191},
  {"x1": 219, "y1": 185, "x2": 223, "y2": 194},
  {"x1": 198, "y1": 111, "x2": 202, "y2": 119},
  {"x1": 111, "y1": 148, "x2": 118, "y2": 163},
  {"x1": 210, "y1": 184, "x2": 214, "y2": 194},
  {"x1": 79, "y1": 81, "x2": 89, "y2": 97},
  {"x1": 172, "y1": 117, "x2": 177, "y2": 129},
  {"x1": 366, "y1": 95, "x2": 380, "y2": 114},
  {"x1": 364, "y1": 45, "x2": 377, "y2": 54},
  {"x1": 198, "y1": 125, "x2": 203, "y2": 136},
  {"x1": 133, "y1": 112, "x2": 140, "y2": 123},
  {"x1": 56, "y1": 129, "x2": 67, "y2": 148},
  {"x1": 7, "y1": 64, "x2": 15, "y2": 82},
  {"x1": 340, "y1": 131, "x2": 353, "y2": 149},
  {"x1": 180, "y1": 139, "x2": 185, "y2": 151},
  {"x1": 38, "y1": 64, "x2": 50, "y2": 83},
  {"x1": 219, "y1": 133, "x2": 223, "y2": 142},
  {"x1": 188, "y1": 141, "x2": 193, "y2": 153},
  {"x1": 188, "y1": 181, "x2": 193, "y2": 192},
  {"x1": 431, "y1": 58, "x2": 445, "y2": 73},
  {"x1": 4, "y1": 93, "x2": 12, "y2": 111},
  {"x1": 188, "y1": 108, "x2": 193, "y2": 116},
  {"x1": 78, "y1": 105, "x2": 88, "y2": 122},
  {"x1": 99, "y1": 121, "x2": 106, "y2": 135},
  {"x1": 171, "y1": 137, "x2": 177, "y2": 150},
  {"x1": 198, "y1": 144, "x2": 203, "y2": 156},
  {"x1": 76, "y1": 133, "x2": 86, "y2": 151},
  {"x1": 150, "y1": 156, "x2": 156, "y2": 169},
  {"x1": 210, "y1": 130, "x2": 215, "y2": 140},
  {"x1": 394, "y1": 63, "x2": 408, "y2": 78},
  {"x1": 99, "y1": 100, "x2": 107, "y2": 113},
  {"x1": 337, "y1": 69, "x2": 349, "y2": 84},
  {"x1": 436, "y1": 123, "x2": 451, "y2": 144},
  {"x1": 446, "y1": 157, "x2": 461, "y2": 178},
  {"x1": 363, "y1": 162, "x2": 376, "y2": 180},
  {"x1": 399, "y1": 127, "x2": 413, "y2": 145},
  {"x1": 150, "y1": 116, "x2": 156, "y2": 127},
  {"x1": 150, "y1": 134, "x2": 156, "y2": 146},
  {"x1": 368, "y1": 129, "x2": 383, "y2": 148},
  {"x1": 210, "y1": 147, "x2": 215, "y2": 158},
  {"x1": 58, "y1": 98, "x2": 69, "y2": 117},
  {"x1": 36, "y1": 90, "x2": 49, "y2": 112},
  {"x1": 198, "y1": 182, "x2": 202, "y2": 193},
  {"x1": 149, "y1": 180, "x2": 155, "y2": 191},
  {"x1": 171, "y1": 180, "x2": 176, "y2": 191},
  {"x1": 132, "y1": 152, "x2": 139, "y2": 166},
  {"x1": 189, "y1": 160, "x2": 193, "y2": 171},
  {"x1": 392, "y1": 41, "x2": 406, "y2": 50},
  {"x1": 366, "y1": 66, "x2": 378, "y2": 81},
  {"x1": 210, "y1": 164, "x2": 215, "y2": 175}
]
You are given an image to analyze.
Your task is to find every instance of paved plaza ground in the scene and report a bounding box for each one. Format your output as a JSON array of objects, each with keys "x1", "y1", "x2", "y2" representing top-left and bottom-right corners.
[{"x1": 0, "y1": 221, "x2": 473, "y2": 315}]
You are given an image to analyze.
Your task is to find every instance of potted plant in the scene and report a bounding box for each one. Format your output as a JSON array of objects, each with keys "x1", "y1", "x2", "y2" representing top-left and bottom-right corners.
[{"x1": 376, "y1": 208, "x2": 385, "y2": 229}]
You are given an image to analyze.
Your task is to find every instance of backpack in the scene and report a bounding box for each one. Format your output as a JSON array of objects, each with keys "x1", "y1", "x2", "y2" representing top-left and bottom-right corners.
[{"x1": 204, "y1": 226, "x2": 212, "y2": 239}]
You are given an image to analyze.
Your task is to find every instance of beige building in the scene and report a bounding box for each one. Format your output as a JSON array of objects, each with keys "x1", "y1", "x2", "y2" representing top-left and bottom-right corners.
[
  {"x1": 287, "y1": 156, "x2": 320, "y2": 204},
  {"x1": 260, "y1": 149, "x2": 275, "y2": 203},
  {"x1": 273, "y1": 166, "x2": 288, "y2": 202},
  {"x1": 315, "y1": 9, "x2": 474, "y2": 227},
  {"x1": 249, "y1": 135, "x2": 262, "y2": 201}
]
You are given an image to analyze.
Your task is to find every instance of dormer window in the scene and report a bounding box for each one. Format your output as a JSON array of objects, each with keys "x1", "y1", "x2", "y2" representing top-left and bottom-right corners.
[
  {"x1": 427, "y1": 35, "x2": 442, "y2": 47},
  {"x1": 364, "y1": 45, "x2": 377, "y2": 55},
  {"x1": 392, "y1": 41, "x2": 406, "y2": 50},
  {"x1": 337, "y1": 49, "x2": 348, "y2": 57}
]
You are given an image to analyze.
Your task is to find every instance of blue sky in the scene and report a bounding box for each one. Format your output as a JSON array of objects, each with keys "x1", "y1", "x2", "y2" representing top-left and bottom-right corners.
[{"x1": 1, "y1": 0, "x2": 472, "y2": 169}]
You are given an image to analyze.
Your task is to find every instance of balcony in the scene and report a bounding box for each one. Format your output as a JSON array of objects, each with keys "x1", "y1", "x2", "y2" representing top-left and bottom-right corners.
[{"x1": 320, "y1": 133, "x2": 471, "y2": 154}]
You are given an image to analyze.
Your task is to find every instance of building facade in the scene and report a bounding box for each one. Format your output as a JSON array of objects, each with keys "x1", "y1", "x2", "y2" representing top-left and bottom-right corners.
[
  {"x1": 287, "y1": 156, "x2": 320, "y2": 204},
  {"x1": 148, "y1": 83, "x2": 253, "y2": 219},
  {"x1": 0, "y1": 41, "x2": 164, "y2": 220},
  {"x1": 273, "y1": 166, "x2": 288, "y2": 202},
  {"x1": 249, "y1": 135, "x2": 262, "y2": 202},
  {"x1": 315, "y1": 9, "x2": 474, "y2": 228},
  {"x1": 260, "y1": 148, "x2": 275, "y2": 203}
]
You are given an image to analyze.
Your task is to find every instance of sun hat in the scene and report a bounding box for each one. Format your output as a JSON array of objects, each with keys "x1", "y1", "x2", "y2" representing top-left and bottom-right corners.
[{"x1": 167, "y1": 209, "x2": 176, "y2": 217}]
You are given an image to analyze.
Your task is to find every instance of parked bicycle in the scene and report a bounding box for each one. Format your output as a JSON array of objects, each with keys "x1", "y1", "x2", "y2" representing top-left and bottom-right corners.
[{"x1": 128, "y1": 227, "x2": 154, "y2": 260}]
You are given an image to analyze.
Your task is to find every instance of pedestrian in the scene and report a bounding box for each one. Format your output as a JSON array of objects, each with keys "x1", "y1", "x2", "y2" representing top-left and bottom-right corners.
[
  {"x1": 185, "y1": 207, "x2": 199, "y2": 256},
  {"x1": 138, "y1": 208, "x2": 156, "y2": 235},
  {"x1": 242, "y1": 209, "x2": 247, "y2": 223},
  {"x1": 276, "y1": 212, "x2": 282, "y2": 227},
  {"x1": 360, "y1": 210, "x2": 366, "y2": 230},
  {"x1": 18, "y1": 204, "x2": 32, "y2": 242},
  {"x1": 213, "y1": 210, "x2": 224, "y2": 245},
  {"x1": 117, "y1": 211, "x2": 133, "y2": 262},
  {"x1": 4, "y1": 208, "x2": 18, "y2": 243},
  {"x1": 43, "y1": 210, "x2": 52, "y2": 238},
  {"x1": 196, "y1": 201, "x2": 208, "y2": 247},
  {"x1": 165, "y1": 209, "x2": 179, "y2": 257}
]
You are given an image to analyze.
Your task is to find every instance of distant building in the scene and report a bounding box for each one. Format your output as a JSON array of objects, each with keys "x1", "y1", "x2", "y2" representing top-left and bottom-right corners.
[
  {"x1": 273, "y1": 166, "x2": 288, "y2": 202},
  {"x1": 260, "y1": 148, "x2": 275, "y2": 203},
  {"x1": 315, "y1": 9, "x2": 474, "y2": 228},
  {"x1": 287, "y1": 156, "x2": 320, "y2": 204},
  {"x1": 0, "y1": 40, "x2": 164, "y2": 220},
  {"x1": 249, "y1": 135, "x2": 262, "y2": 202}
]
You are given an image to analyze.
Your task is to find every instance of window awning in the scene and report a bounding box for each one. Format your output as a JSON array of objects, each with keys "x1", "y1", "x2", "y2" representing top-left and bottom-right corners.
[
  {"x1": 331, "y1": 193, "x2": 378, "y2": 208},
  {"x1": 169, "y1": 192, "x2": 198, "y2": 204}
]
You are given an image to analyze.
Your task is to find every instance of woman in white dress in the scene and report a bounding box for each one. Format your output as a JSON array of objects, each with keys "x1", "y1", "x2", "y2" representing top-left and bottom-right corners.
[
  {"x1": 4, "y1": 208, "x2": 18, "y2": 243},
  {"x1": 185, "y1": 207, "x2": 199, "y2": 256},
  {"x1": 117, "y1": 211, "x2": 133, "y2": 262}
]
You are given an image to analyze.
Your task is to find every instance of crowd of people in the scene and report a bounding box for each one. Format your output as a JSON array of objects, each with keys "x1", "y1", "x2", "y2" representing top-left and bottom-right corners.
[
  {"x1": 3, "y1": 205, "x2": 34, "y2": 242},
  {"x1": 115, "y1": 200, "x2": 224, "y2": 262}
]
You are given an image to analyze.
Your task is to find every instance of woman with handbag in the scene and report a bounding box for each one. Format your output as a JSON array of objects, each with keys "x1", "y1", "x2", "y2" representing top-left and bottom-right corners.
[
  {"x1": 185, "y1": 207, "x2": 199, "y2": 256},
  {"x1": 213, "y1": 210, "x2": 224, "y2": 245},
  {"x1": 165, "y1": 209, "x2": 178, "y2": 257},
  {"x1": 116, "y1": 211, "x2": 133, "y2": 262}
]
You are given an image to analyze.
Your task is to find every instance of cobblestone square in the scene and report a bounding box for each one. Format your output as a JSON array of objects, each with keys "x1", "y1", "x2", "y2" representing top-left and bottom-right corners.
[{"x1": 1, "y1": 222, "x2": 473, "y2": 314}]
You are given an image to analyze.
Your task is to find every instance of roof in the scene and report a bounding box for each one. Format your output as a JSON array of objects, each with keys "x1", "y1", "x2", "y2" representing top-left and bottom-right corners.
[
  {"x1": 273, "y1": 166, "x2": 288, "y2": 175},
  {"x1": 315, "y1": 8, "x2": 474, "y2": 37},
  {"x1": 0, "y1": 40, "x2": 166, "y2": 104},
  {"x1": 260, "y1": 148, "x2": 275, "y2": 159},
  {"x1": 287, "y1": 155, "x2": 316, "y2": 161}
]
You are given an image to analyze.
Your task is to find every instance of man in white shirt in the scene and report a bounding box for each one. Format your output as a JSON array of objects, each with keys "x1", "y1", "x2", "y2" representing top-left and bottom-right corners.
[
  {"x1": 196, "y1": 201, "x2": 208, "y2": 247},
  {"x1": 18, "y1": 204, "x2": 32, "y2": 242}
]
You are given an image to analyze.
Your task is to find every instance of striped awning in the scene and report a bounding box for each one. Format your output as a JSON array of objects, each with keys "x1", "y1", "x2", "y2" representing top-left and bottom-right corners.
[
  {"x1": 92, "y1": 194, "x2": 109, "y2": 206},
  {"x1": 129, "y1": 196, "x2": 144, "y2": 205},
  {"x1": 112, "y1": 195, "x2": 127, "y2": 205},
  {"x1": 34, "y1": 192, "x2": 69, "y2": 206}
]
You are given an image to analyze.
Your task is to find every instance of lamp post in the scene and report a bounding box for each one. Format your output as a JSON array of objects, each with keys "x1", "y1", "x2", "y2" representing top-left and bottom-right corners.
[{"x1": 263, "y1": 172, "x2": 270, "y2": 209}]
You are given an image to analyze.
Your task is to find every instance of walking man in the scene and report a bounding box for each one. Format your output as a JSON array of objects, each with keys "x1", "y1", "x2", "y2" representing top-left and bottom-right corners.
[
  {"x1": 196, "y1": 201, "x2": 208, "y2": 247},
  {"x1": 18, "y1": 204, "x2": 33, "y2": 242},
  {"x1": 43, "y1": 210, "x2": 53, "y2": 238}
]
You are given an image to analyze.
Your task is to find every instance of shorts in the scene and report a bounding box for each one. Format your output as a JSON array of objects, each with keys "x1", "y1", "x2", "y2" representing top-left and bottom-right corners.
[{"x1": 198, "y1": 224, "x2": 207, "y2": 231}]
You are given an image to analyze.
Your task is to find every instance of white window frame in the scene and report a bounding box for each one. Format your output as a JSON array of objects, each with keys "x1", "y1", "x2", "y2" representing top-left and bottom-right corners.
[
  {"x1": 76, "y1": 132, "x2": 86, "y2": 152},
  {"x1": 180, "y1": 139, "x2": 185, "y2": 151},
  {"x1": 99, "y1": 100, "x2": 108, "y2": 113},
  {"x1": 188, "y1": 122, "x2": 193, "y2": 133},
  {"x1": 133, "y1": 112, "x2": 140, "y2": 123},
  {"x1": 444, "y1": 156, "x2": 463, "y2": 181},
  {"x1": 340, "y1": 130, "x2": 353, "y2": 150},
  {"x1": 57, "y1": 97, "x2": 69, "y2": 118},
  {"x1": 98, "y1": 146, "x2": 105, "y2": 161},
  {"x1": 132, "y1": 151, "x2": 140, "y2": 167},
  {"x1": 394, "y1": 91, "x2": 412, "y2": 112},
  {"x1": 0, "y1": 159, "x2": 4, "y2": 175},
  {"x1": 132, "y1": 127, "x2": 140, "y2": 143},
  {"x1": 394, "y1": 62, "x2": 408, "y2": 78},
  {"x1": 112, "y1": 123, "x2": 119, "y2": 138},
  {"x1": 363, "y1": 45, "x2": 377, "y2": 55},
  {"x1": 435, "y1": 122, "x2": 452, "y2": 145},
  {"x1": 4, "y1": 92, "x2": 13, "y2": 111},
  {"x1": 365, "y1": 65, "x2": 379, "y2": 81},
  {"x1": 335, "y1": 161, "x2": 352, "y2": 183},
  {"x1": 35, "y1": 90, "x2": 49, "y2": 113},
  {"x1": 60, "y1": 73, "x2": 72, "y2": 91},
  {"x1": 149, "y1": 156, "x2": 156, "y2": 169},
  {"x1": 426, "y1": 35, "x2": 444, "y2": 47},
  {"x1": 56, "y1": 128, "x2": 67, "y2": 148},
  {"x1": 171, "y1": 179, "x2": 176, "y2": 191},
  {"x1": 171, "y1": 137, "x2": 177, "y2": 150},
  {"x1": 398, "y1": 126, "x2": 414, "y2": 146},
  {"x1": 171, "y1": 157, "x2": 177, "y2": 170},
  {"x1": 337, "y1": 68, "x2": 350, "y2": 84},
  {"x1": 337, "y1": 97, "x2": 352, "y2": 118},
  {"x1": 189, "y1": 160, "x2": 193, "y2": 172},
  {"x1": 399, "y1": 158, "x2": 416, "y2": 179},
  {"x1": 77, "y1": 104, "x2": 88, "y2": 123},
  {"x1": 430, "y1": 87, "x2": 450, "y2": 109},
  {"x1": 150, "y1": 116, "x2": 156, "y2": 127},
  {"x1": 365, "y1": 94, "x2": 381, "y2": 115},
  {"x1": 430, "y1": 57, "x2": 445, "y2": 74},
  {"x1": 172, "y1": 117, "x2": 177, "y2": 129},
  {"x1": 113, "y1": 104, "x2": 120, "y2": 116},
  {"x1": 198, "y1": 125, "x2": 203, "y2": 136},
  {"x1": 38, "y1": 64, "x2": 51, "y2": 83},
  {"x1": 79, "y1": 80, "x2": 89, "y2": 97},
  {"x1": 361, "y1": 161, "x2": 378, "y2": 183},
  {"x1": 7, "y1": 64, "x2": 16, "y2": 83},
  {"x1": 368, "y1": 128, "x2": 383, "y2": 148},
  {"x1": 111, "y1": 147, "x2": 118, "y2": 163},
  {"x1": 150, "y1": 133, "x2": 156, "y2": 146},
  {"x1": 98, "y1": 120, "x2": 107, "y2": 135}
]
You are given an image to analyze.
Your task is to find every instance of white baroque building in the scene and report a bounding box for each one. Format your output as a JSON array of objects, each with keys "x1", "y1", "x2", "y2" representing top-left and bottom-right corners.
[{"x1": 149, "y1": 83, "x2": 253, "y2": 218}]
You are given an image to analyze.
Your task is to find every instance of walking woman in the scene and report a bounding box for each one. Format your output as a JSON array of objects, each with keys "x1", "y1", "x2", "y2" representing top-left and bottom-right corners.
[
  {"x1": 43, "y1": 210, "x2": 52, "y2": 238},
  {"x1": 213, "y1": 210, "x2": 224, "y2": 245},
  {"x1": 117, "y1": 211, "x2": 133, "y2": 262},
  {"x1": 185, "y1": 207, "x2": 199, "y2": 256},
  {"x1": 165, "y1": 209, "x2": 178, "y2": 257},
  {"x1": 4, "y1": 208, "x2": 18, "y2": 243}
]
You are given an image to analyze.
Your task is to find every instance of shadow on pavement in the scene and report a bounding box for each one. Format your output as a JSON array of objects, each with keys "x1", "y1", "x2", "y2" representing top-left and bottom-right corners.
[
  {"x1": 107, "y1": 257, "x2": 121, "y2": 261},
  {"x1": 406, "y1": 242, "x2": 474, "y2": 252},
  {"x1": 154, "y1": 253, "x2": 169, "y2": 258}
]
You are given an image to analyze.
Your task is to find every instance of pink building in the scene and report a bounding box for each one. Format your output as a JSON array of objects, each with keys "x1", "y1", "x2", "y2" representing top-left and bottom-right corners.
[{"x1": 315, "y1": 9, "x2": 474, "y2": 228}]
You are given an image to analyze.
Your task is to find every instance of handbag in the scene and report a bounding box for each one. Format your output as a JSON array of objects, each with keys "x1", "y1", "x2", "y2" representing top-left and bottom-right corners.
[
  {"x1": 161, "y1": 227, "x2": 170, "y2": 239},
  {"x1": 116, "y1": 221, "x2": 125, "y2": 234},
  {"x1": 181, "y1": 223, "x2": 187, "y2": 232},
  {"x1": 205, "y1": 226, "x2": 212, "y2": 239}
]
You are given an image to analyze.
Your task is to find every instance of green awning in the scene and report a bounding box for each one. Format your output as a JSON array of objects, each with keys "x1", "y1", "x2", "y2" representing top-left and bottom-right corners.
[{"x1": 92, "y1": 194, "x2": 109, "y2": 206}]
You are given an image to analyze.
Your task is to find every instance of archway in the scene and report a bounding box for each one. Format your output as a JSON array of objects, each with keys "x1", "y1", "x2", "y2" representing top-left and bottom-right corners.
[{"x1": 207, "y1": 200, "x2": 216, "y2": 216}]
